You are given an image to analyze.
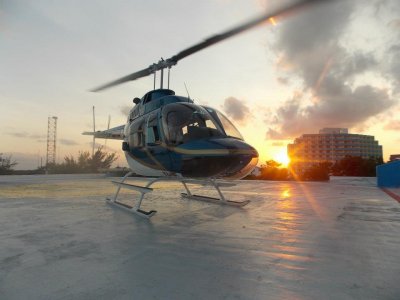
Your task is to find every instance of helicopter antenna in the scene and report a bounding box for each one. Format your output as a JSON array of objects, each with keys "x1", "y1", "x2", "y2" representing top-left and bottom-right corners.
[
  {"x1": 184, "y1": 82, "x2": 191, "y2": 100},
  {"x1": 91, "y1": 0, "x2": 331, "y2": 92}
]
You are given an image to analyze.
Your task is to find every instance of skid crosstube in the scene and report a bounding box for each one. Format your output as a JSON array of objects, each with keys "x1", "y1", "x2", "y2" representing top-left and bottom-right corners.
[{"x1": 106, "y1": 172, "x2": 248, "y2": 218}]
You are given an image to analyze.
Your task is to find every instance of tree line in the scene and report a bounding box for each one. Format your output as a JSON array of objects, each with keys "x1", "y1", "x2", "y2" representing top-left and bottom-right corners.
[
  {"x1": 248, "y1": 155, "x2": 384, "y2": 181},
  {"x1": 0, "y1": 147, "x2": 117, "y2": 175},
  {"x1": 0, "y1": 153, "x2": 17, "y2": 175},
  {"x1": 1, "y1": 151, "x2": 384, "y2": 178},
  {"x1": 49, "y1": 147, "x2": 117, "y2": 174}
]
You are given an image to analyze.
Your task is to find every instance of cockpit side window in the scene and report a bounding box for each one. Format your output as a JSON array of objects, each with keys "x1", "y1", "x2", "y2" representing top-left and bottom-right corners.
[
  {"x1": 146, "y1": 114, "x2": 161, "y2": 145},
  {"x1": 129, "y1": 120, "x2": 145, "y2": 148}
]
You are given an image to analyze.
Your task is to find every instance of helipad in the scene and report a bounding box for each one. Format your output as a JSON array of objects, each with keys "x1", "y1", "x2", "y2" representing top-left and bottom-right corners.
[{"x1": 0, "y1": 174, "x2": 399, "y2": 299}]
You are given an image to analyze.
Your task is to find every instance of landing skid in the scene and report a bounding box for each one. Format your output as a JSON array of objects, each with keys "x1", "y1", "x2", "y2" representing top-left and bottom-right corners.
[
  {"x1": 106, "y1": 199, "x2": 157, "y2": 218},
  {"x1": 106, "y1": 172, "x2": 249, "y2": 218},
  {"x1": 181, "y1": 193, "x2": 250, "y2": 207}
]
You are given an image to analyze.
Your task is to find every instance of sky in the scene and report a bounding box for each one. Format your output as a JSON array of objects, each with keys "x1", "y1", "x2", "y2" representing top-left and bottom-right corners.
[{"x1": 1, "y1": 0, "x2": 399, "y2": 169}]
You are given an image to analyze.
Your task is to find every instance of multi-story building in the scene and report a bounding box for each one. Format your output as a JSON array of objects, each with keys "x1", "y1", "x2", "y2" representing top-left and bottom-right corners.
[{"x1": 287, "y1": 128, "x2": 383, "y2": 174}]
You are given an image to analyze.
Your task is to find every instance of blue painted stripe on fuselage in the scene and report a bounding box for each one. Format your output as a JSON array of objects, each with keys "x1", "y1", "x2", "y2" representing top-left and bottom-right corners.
[{"x1": 171, "y1": 138, "x2": 258, "y2": 157}]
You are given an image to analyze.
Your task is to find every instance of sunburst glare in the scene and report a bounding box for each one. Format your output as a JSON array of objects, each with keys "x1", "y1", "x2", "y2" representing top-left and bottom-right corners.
[{"x1": 273, "y1": 150, "x2": 290, "y2": 167}]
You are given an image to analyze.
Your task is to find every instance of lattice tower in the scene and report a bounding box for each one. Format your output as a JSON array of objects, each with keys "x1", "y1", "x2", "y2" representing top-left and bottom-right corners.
[{"x1": 46, "y1": 116, "x2": 58, "y2": 166}]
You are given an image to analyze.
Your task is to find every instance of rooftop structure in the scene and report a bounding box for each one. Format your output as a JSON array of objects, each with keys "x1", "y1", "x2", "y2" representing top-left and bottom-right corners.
[
  {"x1": 377, "y1": 160, "x2": 400, "y2": 188},
  {"x1": 319, "y1": 128, "x2": 348, "y2": 134},
  {"x1": 0, "y1": 174, "x2": 399, "y2": 299},
  {"x1": 389, "y1": 154, "x2": 400, "y2": 161}
]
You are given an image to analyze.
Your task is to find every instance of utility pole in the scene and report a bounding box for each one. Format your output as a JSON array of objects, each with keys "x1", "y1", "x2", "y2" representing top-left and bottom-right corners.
[
  {"x1": 105, "y1": 115, "x2": 111, "y2": 147},
  {"x1": 92, "y1": 106, "x2": 96, "y2": 156}
]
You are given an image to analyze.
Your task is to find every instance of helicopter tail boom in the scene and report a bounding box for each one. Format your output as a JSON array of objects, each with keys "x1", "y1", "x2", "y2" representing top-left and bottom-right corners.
[{"x1": 82, "y1": 124, "x2": 125, "y2": 140}]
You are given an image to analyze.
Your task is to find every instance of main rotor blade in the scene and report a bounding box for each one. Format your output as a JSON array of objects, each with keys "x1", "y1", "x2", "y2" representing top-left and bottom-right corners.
[
  {"x1": 91, "y1": 67, "x2": 153, "y2": 92},
  {"x1": 92, "y1": 0, "x2": 328, "y2": 92},
  {"x1": 170, "y1": 0, "x2": 323, "y2": 63}
]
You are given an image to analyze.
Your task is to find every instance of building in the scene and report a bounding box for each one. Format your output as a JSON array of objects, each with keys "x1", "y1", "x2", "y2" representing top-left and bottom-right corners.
[
  {"x1": 287, "y1": 128, "x2": 383, "y2": 174},
  {"x1": 389, "y1": 154, "x2": 400, "y2": 161}
]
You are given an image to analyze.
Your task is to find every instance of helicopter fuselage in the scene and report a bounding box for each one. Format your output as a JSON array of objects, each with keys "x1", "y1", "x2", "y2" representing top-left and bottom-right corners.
[{"x1": 122, "y1": 89, "x2": 258, "y2": 179}]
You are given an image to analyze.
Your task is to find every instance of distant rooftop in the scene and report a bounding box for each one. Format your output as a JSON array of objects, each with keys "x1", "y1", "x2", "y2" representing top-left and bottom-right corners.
[{"x1": 390, "y1": 154, "x2": 400, "y2": 161}]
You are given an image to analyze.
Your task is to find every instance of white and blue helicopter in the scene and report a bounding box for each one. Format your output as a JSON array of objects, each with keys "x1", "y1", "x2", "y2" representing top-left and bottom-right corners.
[{"x1": 85, "y1": 0, "x2": 326, "y2": 217}]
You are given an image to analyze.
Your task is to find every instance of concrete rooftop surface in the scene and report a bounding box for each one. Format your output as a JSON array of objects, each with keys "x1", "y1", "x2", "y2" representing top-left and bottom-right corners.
[{"x1": 0, "y1": 174, "x2": 399, "y2": 300}]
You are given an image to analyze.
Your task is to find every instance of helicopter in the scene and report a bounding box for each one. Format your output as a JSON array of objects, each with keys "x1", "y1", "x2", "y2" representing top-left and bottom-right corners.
[{"x1": 84, "y1": 0, "x2": 329, "y2": 218}]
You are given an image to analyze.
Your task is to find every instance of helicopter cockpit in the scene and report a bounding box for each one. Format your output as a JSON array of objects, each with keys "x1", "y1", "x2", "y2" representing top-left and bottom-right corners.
[{"x1": 162, "y1": 103, "x2": 243, "y2": 145}]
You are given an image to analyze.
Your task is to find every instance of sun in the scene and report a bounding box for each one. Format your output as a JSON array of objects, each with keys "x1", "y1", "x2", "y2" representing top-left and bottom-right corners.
[{"x1": 272, "y1": 150, "x2": 290, "y2": 167}]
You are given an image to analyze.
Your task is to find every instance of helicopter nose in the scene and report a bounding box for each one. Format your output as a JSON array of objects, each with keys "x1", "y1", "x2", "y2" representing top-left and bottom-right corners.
[{"x1": 210, "y1": 138, "x2": 258, "y2": 179}]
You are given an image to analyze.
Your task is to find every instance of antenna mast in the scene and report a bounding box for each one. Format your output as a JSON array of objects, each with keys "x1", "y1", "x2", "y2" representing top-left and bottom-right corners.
[
  {"x1": 184, "y1": 82, "x2": 191, "y2": 100},
  {"x1": 168, "y1": 68, "x2": 171, "y2": 88},
  {"x1": 46, "y1": 116, "x2": 58, "y2": 170}
]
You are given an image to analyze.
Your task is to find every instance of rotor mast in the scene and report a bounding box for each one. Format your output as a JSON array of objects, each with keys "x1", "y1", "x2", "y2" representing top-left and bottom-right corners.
[{"x1": 151, "y1": 58, "x2": 175, "y2": 90}]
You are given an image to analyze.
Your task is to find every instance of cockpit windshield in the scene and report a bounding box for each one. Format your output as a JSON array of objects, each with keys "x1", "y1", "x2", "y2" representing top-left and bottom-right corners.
[
  {"x1": 214, "y1": 110, "x2": 243, "y2": 140},
  {"x1": 162, "y1": 103, "x2": 225, "y2": 145},
  {"x1": 204, "y1": 107, "x2": 244, "y2": 140}
]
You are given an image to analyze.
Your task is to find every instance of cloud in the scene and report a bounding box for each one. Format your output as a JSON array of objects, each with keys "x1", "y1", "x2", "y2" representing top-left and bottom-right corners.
[
  {"x1": 381, "y1": 2, "x2": 400, "y2": 91},
  {"x1": 276, "y1": 77, "x2": 290, "y2": 85},
  {"x1": 266, "y1": 85, "x2": 394, "y2": 138},
  {"x1": 266, "y1": 128, "x2": 286, "y2": 140},
  {"x1": 6, "y1": 133, "x2": 78, "y2": 146},
  {"x1": 387, "y1": 44, "x2": 400, "y2": 92},
  {"x1": 120, "y1": 105, "x2": 131, "y2": 116},
  {"x1": 266, "y1": 0, "x2": 398, "y2": 139},
  {"x1": 86, "y1": 142, "x2": 119, "y2": 153},
  {"x1": 59, "y1": 139, "x2": 79, "y2": 146},
  {"x1": 388, "y1": 19, "x2": 400, "y2": 28},
  {"x1": 8, "y1": 132, "x2": 28, "y2": 138},
  {"x1": 6, "y1": 131, "x2": 46, "y2": 140},
  {"x1": 2, "y1": 152, "x2": 41, "y2": 170},
  {"x1": 384, "y1": 120, "x2": 400, "y2": 130},
  {"x1": 271, "y1": 141, "x2": 284, "y2": 147},
  {"x1": 222, "y1": 97, "x2": 250, "y2": 125}
]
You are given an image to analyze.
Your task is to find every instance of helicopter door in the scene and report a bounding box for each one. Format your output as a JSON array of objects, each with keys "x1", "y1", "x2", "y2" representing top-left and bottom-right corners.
[{"x1": 145, "y1": 112, "x2": 171, "y2": 170}]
